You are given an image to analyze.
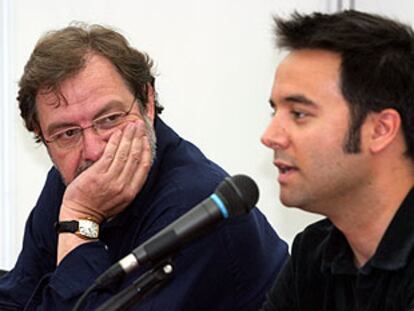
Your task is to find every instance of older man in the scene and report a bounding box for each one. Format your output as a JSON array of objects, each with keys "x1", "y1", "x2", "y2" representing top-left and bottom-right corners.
[{"x1": 0, "y1": 24, "x2": 288, "y2": 310}]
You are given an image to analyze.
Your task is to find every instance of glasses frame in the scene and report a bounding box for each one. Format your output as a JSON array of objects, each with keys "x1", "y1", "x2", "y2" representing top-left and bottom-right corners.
[{"x1": 43, "y1": 98, "x2": 138, "y2": 149}]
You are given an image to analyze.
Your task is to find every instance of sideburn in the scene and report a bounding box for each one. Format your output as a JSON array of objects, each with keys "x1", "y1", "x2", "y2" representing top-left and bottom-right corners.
[{"x1": 342, "y1": 109, "x2": 367, "y2": 154}]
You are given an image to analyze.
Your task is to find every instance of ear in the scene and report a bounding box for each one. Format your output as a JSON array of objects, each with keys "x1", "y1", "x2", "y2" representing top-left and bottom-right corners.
[
  {"x1": 368, "y1": 109, "x2": 401, "y2": 154},
  {"x1": 33, "y1": 127, "x2": 46, "y2": 145},
  {"x1": 145, "y1": 83, "x2": 156, "y2": 125}
]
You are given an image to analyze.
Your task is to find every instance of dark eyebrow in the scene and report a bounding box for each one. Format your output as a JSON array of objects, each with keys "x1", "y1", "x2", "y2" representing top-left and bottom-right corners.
[
  {"x1": 268, "y1": 94, "x2": 317, "y2": 110},
  {"x1": 284, "y1": 94, "x2": 317, "y2": 106},
  {"x1": 45, "y1": 100, "x2": 127, "y2": 136}
]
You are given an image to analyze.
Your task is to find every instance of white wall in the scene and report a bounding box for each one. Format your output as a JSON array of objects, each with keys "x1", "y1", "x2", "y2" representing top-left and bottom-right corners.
[{"x1": 0, "y1": 0, "x2": 347, "y2": 269}]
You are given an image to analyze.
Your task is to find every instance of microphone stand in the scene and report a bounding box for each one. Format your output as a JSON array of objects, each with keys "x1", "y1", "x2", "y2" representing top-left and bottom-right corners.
[{"x1": 95, "y1": 260, "x2": 174, "y2": 311}]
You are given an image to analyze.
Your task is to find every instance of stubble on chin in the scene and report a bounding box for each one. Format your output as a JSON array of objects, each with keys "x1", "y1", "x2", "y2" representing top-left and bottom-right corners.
[
  {"x1": 74, "y1": 160, "x2": 95, "y2": 178},
  {"x1": 52, "y1": 160, "x2": 95, "y2": 186}
]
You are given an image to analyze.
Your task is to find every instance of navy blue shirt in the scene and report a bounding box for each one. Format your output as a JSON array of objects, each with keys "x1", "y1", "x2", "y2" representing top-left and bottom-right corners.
[
  {"x1": 0, "y1": 118, "x2": 288, "y2": 311},
  {"x1": 261, "y1": 188, "x2": 414, "y2": 311}
]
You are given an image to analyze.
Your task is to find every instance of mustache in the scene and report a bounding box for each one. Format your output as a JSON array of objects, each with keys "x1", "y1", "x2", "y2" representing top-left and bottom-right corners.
[
  {"x1": 273, "y1": 152, "x2": 297, "y2": 166},
  {"x1": 75, "y1": 160, "x2": 95, "y2": 178}
]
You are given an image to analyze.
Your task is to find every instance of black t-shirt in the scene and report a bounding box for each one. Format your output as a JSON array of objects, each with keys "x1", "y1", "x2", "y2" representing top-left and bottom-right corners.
[{"x1": 262, "y1": 188, "x2": 414, "y2": 311}]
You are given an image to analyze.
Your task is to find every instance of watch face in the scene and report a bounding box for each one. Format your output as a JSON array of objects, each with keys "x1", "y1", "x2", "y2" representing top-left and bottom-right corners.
[{"x1": 78, "y1": 219, "x2": 99, "y2": 239}]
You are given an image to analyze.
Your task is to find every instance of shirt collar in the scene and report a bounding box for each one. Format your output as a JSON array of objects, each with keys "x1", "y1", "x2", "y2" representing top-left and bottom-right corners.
[
  {"x1": 321, "y1": 187, "x2": 414, "y2": 274},
  {"x1": 321, "y1": 223, "x2": 357, "y2": 275},
  {"x1": 369, "y1": 187, "x2": 414, "y2": 270}
]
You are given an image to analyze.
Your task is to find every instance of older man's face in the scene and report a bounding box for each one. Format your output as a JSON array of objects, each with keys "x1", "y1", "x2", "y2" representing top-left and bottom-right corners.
[{"x1": 36, "y1": 53, "x2": 155, "y2": 184}]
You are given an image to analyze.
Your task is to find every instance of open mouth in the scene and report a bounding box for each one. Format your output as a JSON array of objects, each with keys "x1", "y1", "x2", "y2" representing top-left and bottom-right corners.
[
  {"x1": 276, "y1": 163, "x2": 296, "y2": 174},
  {"x1": 279, "y1": 166, "x2": 292, "y2": 174},
  {"x1": 274, "y1": 161, "x2": 298, "y2": 183}
]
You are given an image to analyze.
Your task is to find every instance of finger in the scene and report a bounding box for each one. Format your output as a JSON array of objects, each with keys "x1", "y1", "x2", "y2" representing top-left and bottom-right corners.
[
  {"x1": 118, "y1": 123, "x2": 150, "y2": 184},
  {"x1": 90, "y1": 128, "x2": 123, "y2": 173},
  {"x1": 109, "y1": 121, "x2": 144, "y2": 175},
  {"x1": 128, "y1": 134, "x2": 152, "y2": 193}
]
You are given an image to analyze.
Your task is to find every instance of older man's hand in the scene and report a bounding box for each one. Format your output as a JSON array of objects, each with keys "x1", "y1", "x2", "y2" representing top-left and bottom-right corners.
[{"x1": 57, "y1": 120, "x2": 153, "y2": 264}]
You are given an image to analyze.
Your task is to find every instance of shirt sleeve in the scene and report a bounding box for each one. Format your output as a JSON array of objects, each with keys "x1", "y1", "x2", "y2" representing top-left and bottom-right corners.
[
  {"x1": 0, "y1": 168, "x2": 63, "y2": 310},
  {"x1": 0, "y1": 168, "x2": 114, "y2": 310},
  {"x1": 24, "y1": 242, "x2": 114, "y2": 311}
]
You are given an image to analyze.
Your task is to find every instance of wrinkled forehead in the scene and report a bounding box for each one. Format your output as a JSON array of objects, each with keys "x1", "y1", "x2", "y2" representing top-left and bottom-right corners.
[
  {"x1": 35, "y1": 55, "x2": 137, "y2": 131},
  {"x1": 36, "y1": 54, "x2": 133, "y2": 108}
]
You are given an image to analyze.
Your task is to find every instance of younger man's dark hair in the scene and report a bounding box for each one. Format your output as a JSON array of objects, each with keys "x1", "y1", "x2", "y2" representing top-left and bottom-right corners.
[{"x1": 274, "y1": 10, "x2": 414, "y2": 158}]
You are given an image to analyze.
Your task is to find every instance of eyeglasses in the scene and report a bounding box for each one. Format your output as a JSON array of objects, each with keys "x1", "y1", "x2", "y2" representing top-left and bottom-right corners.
[{"x1": 43, "y1": 99, "x2": 138, "y2": 149}]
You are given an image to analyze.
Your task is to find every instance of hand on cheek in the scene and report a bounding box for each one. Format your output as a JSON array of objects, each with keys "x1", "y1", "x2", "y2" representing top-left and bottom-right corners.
[{"x1": 60, "y1": 120, "x2": 152, "y2": 222}]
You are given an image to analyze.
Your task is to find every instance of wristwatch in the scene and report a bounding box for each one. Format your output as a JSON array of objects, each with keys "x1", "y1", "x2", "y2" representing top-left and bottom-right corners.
[{"x1": 55, "y1": 218, "x2": 99, "y2": 240}]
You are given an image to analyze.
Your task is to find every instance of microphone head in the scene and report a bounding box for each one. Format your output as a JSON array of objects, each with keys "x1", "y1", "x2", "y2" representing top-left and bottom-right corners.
[{"x1": 215, "y1": 174, "x2": 259, "y2": 216}]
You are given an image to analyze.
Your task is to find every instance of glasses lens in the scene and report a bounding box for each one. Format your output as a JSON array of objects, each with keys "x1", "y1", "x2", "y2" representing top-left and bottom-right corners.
[
  {"x1": 94, "y1": 112, "x2": 128, "y2": 131},
  {"x1": 48, "y1": 103, "x2": 137, "y2": 149},
  {"x1": 53, "y1": 128, "x2": 82, "y2": 148}
]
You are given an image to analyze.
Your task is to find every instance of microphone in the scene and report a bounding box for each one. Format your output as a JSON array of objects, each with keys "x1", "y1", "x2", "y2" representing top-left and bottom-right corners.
[{"x1": 94, "y1": 174, "x2": 259, "y2": 288}]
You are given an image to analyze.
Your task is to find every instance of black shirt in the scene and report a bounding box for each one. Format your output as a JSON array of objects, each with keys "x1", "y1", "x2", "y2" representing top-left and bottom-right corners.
[{"x1": 262, "y1": 188, "x2": 414, "y2": 311}]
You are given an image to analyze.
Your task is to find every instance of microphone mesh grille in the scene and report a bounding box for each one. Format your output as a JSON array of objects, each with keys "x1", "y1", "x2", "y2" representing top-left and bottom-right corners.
[{"x1": 216, "y1": 174, "x2": 259, "y2": 216}]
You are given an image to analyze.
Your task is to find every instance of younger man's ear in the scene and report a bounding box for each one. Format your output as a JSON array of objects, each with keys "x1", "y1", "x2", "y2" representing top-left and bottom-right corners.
[{"x1": 368, "y1": 108, "x2": 401, "y2": 154}]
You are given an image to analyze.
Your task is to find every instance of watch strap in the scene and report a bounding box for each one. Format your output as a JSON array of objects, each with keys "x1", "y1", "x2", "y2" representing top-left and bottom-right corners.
[
  {"x1": 55, "y1": 220, "x2": 79, "y2": 233},
  {"x1": 55, "y1": 218, "x2": 99, "y2": 239}
]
